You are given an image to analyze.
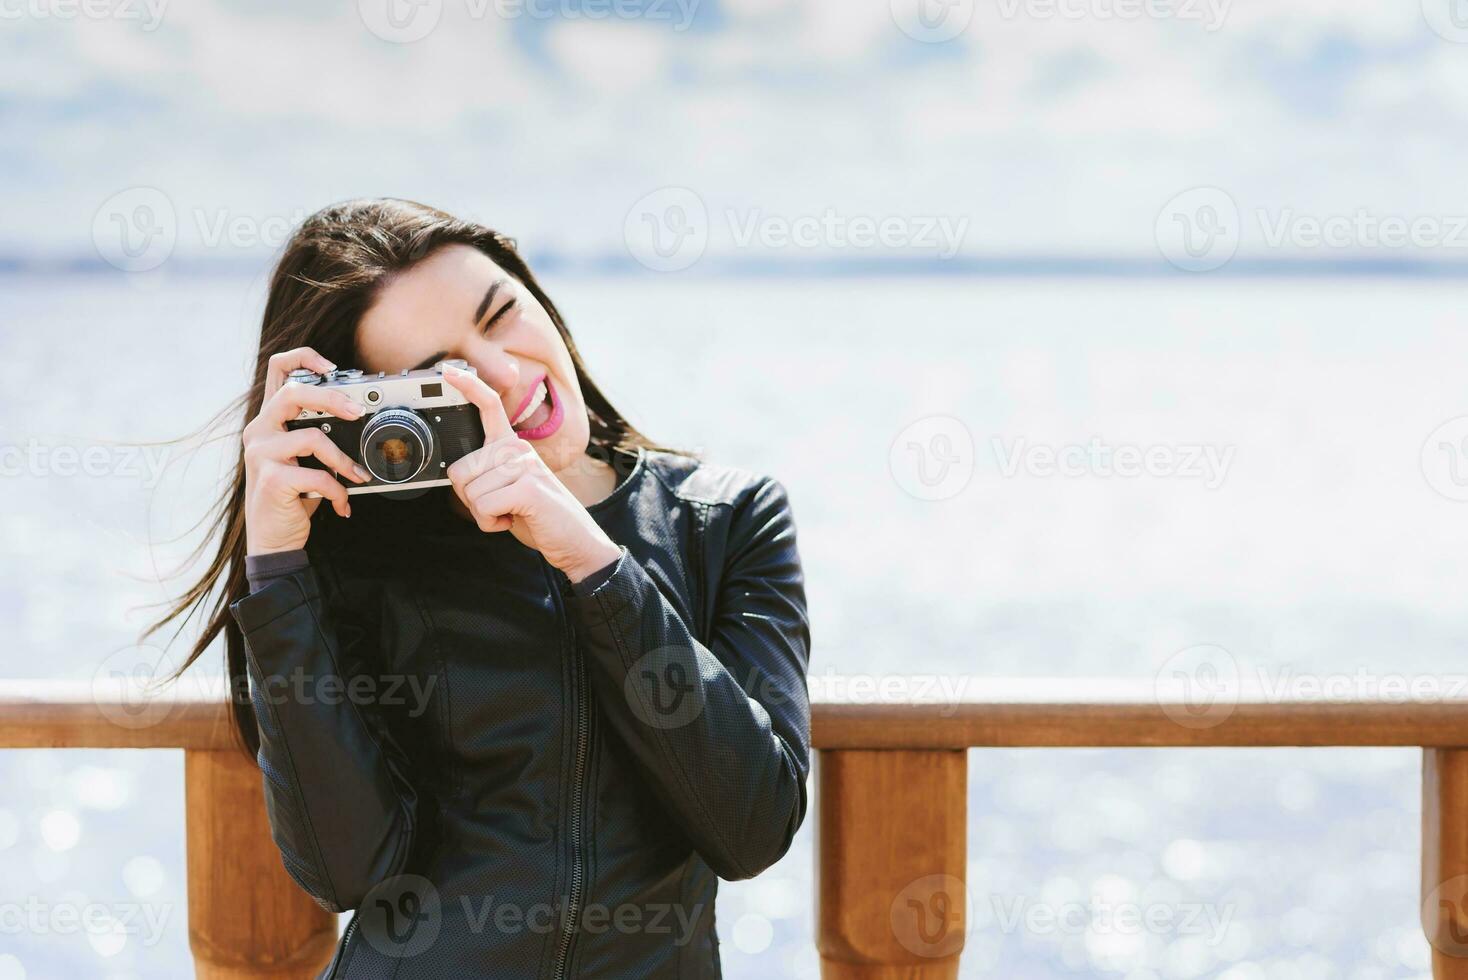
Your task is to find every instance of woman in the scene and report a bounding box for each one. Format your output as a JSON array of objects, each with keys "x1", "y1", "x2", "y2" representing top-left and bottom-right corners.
[{"x1": 147, "y1": 199, "x2": 812, "y2": 978}]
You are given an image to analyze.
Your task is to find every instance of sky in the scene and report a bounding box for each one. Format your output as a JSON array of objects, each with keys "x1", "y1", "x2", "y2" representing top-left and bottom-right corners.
[{"x1": 3, "y1": 0, "x2": 1467, "y2": 270}]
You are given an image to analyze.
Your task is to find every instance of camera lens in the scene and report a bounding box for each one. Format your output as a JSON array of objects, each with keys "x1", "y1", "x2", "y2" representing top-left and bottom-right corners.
[{"x1": 359, "y1": 408, "x2": 433, "y2": 484}]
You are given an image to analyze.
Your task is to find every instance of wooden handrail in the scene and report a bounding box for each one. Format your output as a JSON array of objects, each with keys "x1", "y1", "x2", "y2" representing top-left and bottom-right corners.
[
  {"x1": 11, "y1": 677, "x2": 1468, "y2": 749},
  {"x1": 3, "y1": 676, "x2": 1468, "y2": 977}
]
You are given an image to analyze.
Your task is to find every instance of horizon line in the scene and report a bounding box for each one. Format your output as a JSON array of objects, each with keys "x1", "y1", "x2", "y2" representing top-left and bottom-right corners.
[{"x1": 5, "y1": 252, "x2": 1468, "y2": 279}]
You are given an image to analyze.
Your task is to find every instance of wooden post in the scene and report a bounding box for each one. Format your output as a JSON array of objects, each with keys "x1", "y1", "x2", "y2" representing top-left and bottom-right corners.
[
  {"x1": 816, "y1": 749, "x2": 968, "y2": 980},
  {"x1": 185, "y1": 749, "x2": 338, "y2": 978},
  {"x1": 1424, "y1": 749, "x2": 1468, "y2": 980}
]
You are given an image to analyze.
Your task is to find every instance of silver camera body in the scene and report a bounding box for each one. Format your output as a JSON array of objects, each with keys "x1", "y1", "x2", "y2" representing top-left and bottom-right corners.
[{"x1": 285, "y1": 358, "x2": 484, "y2": 496}]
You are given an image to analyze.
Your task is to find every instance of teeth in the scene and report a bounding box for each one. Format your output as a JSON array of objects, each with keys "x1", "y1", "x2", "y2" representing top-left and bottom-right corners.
[{"x1": 512, "y1": 381, "x2": 547, "y2": 427}]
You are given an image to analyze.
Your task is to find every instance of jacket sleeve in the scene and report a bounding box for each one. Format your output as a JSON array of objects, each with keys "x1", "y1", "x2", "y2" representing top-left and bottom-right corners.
[
  {"x1": 566, "y1": 476, "x2": 811, "y2": 881},
  {"x1": 228, "y1": 561, "x2": 420, "y2": 913}
]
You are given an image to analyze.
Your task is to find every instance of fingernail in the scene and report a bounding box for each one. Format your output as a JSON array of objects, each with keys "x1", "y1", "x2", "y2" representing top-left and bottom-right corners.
[
  {"x1": 353, "y1": 465, "x2": 370, "y2": 482},
  {"x1": 344, "y1": 503, "x2": 352, "y2": 518},
  {"x1": 324, "y1": 360, "x2": 337, "y2": 371},
  {"x1": 343, "y1": 401, "x2": 365, "y2": 418}
]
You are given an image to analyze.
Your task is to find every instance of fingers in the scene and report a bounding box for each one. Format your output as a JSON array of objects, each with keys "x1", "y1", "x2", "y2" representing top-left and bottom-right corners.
[
  {"x1": 446, "y1": 436, "x2": 533, "y2": 485},
  {"x1": 442, "y1": 365, "x2": 515, "y2": 443},
  {"x1": 247, "y1": 428, "x2": 371, "y2": 485},
  {"x1": 446, "y1": 437, "x2": 537, "y2": 533},
  {"x1": 254, "y1": 382, "x2": 366, "y2": 433},
  {"x1": 264, "y1": 347, "x2": 337, "y2": 402},
  {"x1": 462, "y1": 481, "x2": 527, "y2": 531},
  {"x1": 255, "y1": 460, "x2": 352, "y2": 518}
]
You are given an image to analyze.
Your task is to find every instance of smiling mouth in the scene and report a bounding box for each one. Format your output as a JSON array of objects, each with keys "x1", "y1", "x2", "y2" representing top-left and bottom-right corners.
[{"x1": 511, "y1": 378, "x2": 550, "y2": 430}]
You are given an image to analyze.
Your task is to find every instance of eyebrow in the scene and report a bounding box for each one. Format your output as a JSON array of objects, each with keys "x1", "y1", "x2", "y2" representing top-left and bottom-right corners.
[{"x1": 409, "y1": 279, "x2": 516, "y2": 371}]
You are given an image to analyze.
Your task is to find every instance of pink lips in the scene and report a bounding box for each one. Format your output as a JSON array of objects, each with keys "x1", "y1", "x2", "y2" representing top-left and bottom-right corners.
[
  {"x1": 511, "y1": 374, "x2": 564, "y2": 441},
  {"x1": 510, "y1": 374, "x2": 546, "y2": 424}
]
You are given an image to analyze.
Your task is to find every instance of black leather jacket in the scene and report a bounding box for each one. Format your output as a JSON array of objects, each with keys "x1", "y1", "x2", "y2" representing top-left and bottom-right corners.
[{"x1": 227, "y1": 446, "x2": 812, "y2": 978}]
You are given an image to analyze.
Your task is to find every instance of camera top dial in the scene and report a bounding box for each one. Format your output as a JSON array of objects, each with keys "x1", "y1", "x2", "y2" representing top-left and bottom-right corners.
[{"x1": 286, "y1": 368, "x2": 322, "y2": 385}]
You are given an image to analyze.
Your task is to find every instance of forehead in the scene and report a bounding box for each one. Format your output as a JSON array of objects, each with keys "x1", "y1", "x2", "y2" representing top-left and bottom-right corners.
[{"x1": 356, "y1": 244, "x2": 508, "y2": 370}]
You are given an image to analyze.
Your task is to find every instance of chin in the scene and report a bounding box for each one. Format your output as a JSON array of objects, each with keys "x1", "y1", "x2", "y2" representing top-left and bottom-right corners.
[{"x1": 534, "y1": 416, "x2": 590, "y2": 474}]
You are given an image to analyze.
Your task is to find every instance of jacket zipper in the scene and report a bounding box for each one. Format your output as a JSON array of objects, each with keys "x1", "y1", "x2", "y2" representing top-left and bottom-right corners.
[
  {"x1": 550, "y1": 567, "x2": 590, "y2": 980},
  {"x1": 326, "y1": 910, "x2": 359, "y2": 979}
]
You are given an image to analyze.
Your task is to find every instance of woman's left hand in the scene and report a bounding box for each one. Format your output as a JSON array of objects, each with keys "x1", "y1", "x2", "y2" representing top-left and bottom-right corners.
[{"x1": 442, "y1": 365, "x2": 622, "y2": 584}]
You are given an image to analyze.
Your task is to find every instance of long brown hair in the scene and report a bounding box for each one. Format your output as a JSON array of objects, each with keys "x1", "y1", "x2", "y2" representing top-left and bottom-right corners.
[{"x1": 141, "y1": 198, "x2": 687, "y2": 757}]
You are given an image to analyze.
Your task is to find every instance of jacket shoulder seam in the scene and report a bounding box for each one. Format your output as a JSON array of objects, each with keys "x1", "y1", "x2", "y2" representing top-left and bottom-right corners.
[{"x1": 649, "y1": 453, "x2": 769, "y2": 508}]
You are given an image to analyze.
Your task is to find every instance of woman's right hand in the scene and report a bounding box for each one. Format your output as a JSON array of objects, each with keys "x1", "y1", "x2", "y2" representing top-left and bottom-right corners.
[{"x1": 243, "y1": 347, "x2": 373, "y2": 556}]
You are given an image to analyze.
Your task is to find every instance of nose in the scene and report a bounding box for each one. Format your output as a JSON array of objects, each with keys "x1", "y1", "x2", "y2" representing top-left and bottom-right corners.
[{"x1": 469, "y1": 349, "x2": 520, "y2": 402}]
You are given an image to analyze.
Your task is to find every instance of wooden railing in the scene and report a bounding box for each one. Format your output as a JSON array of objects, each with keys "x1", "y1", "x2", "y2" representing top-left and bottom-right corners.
[{"x1": 5, "y1": 677, "x2": 1468, "y2": 977}]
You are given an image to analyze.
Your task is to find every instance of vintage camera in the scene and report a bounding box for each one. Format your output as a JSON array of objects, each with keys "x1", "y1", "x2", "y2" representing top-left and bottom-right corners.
[{"x1": 285, "y1": 357, "x2": 485, "y2": 496}]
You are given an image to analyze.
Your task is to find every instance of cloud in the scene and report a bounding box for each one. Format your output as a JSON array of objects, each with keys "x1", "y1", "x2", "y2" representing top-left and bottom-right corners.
[{"x1": 1, "y1": 0, "x2": 1464, "y2": 263}]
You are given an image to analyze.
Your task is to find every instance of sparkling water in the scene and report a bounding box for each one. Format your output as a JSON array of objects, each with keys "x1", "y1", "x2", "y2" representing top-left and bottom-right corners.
[{"x1": 1, "y1": 271, "x2": 1461, "y2": 978}]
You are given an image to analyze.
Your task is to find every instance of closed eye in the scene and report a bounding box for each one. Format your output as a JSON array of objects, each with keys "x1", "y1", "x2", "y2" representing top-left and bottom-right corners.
[{"x1": 482, "y1": 296, "x2": 517, "y2": 334}]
